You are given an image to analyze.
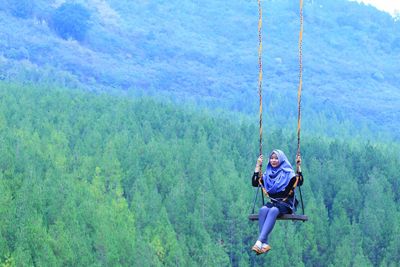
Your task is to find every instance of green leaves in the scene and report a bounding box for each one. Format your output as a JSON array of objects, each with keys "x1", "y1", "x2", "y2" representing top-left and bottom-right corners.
[
  {"x1": 51, "y1": 3, "x2": 91, "y2": 41},
  {"x1": 1, "y1": 82, "x2": 400, "y2": 266}
]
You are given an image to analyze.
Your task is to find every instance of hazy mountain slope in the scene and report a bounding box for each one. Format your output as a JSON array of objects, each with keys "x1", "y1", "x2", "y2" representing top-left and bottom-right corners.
[{"x1": 0, "y1": 0, "x2": 399, "y2": 138}]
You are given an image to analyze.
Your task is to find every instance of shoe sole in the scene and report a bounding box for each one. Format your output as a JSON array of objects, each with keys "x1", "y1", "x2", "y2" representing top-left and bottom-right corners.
[{"x1": 252, "y1": 245, "x2": 271, "y2": 255}]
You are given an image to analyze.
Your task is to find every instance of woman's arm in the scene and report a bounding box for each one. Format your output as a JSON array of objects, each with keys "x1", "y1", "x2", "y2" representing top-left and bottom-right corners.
[
  {"x1": 297, "y1": 172, "x2": 304, "y2": 186},
  {"x1": 281, "y1": 173, "x2": 304, "y2": 196},
  {"x1": 251, "y1": 155, "x2": 264, "y2": 187},
  {"x1": 295, "y1": 154, "x2": 304, "y2": 186},
  {"x1": 252, "y1": 172, "x2": 261, "y2": 187}
]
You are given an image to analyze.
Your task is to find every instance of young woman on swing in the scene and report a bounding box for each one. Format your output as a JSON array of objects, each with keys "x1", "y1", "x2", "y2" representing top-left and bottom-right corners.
[{"x1": 251, "y1": 149, "x2": 303, "y2": 255}]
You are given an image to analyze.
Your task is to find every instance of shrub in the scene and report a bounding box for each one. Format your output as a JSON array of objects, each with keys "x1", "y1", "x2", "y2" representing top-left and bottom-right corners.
[
  {"x1": 7, "y1": 0, "x2": 35, "y2": 18},
  {"x1": 51, "y1": 3, "x2": 91, "y2": 41}
]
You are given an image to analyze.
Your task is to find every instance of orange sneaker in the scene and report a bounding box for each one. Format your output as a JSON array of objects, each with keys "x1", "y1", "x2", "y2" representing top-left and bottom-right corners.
[
  {"x1": 251, "y1": 244, "x2": 262, "y2": 254},
  {"x1": 259, "y1": 244, "x2": 271, "y2": 254}
]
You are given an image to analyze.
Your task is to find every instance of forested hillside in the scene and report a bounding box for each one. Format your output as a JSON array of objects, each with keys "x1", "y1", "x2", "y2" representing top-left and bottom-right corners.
[
  {"x1": 0, "y1": 0, "x2": 399, "y2": 139},
  {"x1": 0, "y1": 83, "x2": 399, "y2": 266},
  {"x1": 1, "y1": 0, "x2": 399, "y2": 266}
]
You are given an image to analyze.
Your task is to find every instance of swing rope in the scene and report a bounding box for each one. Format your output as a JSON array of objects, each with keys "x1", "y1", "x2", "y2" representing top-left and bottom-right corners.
[
  {"x1": 296, "y1": 0, "x2": 305, "y2": 215},
  {"x1": 256, "y1": 0, "x2": 270, "y2": 201},
  {"x1": 256, "y1": 0, "x2": 304, "y2": 203},
  {"x1": 257, "y1": 0, "x2": 263, "y2": 160},
  {"x1": 296, "y1": 0, "x2": 304, "y2": 170}
]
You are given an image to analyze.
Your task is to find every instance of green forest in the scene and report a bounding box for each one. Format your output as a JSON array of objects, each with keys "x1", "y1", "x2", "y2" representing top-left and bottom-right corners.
[
  {"x1": 0, "y1": 83, "x2": 399, "y2": 266},
  {"x1": 1, "y1": 0, "x2": 400, "y2": 266}
]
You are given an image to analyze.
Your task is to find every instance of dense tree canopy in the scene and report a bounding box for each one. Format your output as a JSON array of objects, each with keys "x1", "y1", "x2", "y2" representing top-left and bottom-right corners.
[
  {"x1": 51, "y1": 3, "x2": 91, "y2": 41},
  {"x1": 0, "y1": 82, "x2": 399, "y2": 266},
  {"x1": 0, "y1": 1, "x2": 399, "y2": 266},
  {"x1": 6, "y1": 0, "x2": 35, "y2": 19}
]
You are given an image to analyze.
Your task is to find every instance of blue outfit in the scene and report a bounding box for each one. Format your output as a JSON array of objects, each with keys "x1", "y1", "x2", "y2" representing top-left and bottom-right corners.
[
  {"x1": 262, "y1": 149, "x2": 295, "y2": 194},
  {"x1": 251, "y1": 150, "x2": 304, "y2": 244}
]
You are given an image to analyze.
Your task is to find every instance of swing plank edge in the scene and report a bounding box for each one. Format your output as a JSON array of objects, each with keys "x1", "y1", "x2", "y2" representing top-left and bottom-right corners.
[{"x1": 248, "y1": 213, "x2": 308, "y2": 221}]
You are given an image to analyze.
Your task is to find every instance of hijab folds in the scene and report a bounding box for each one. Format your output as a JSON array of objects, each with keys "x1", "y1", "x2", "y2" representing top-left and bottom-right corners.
[{"x1": 262, "y1": 149, "x2": 295, "y2": 194}]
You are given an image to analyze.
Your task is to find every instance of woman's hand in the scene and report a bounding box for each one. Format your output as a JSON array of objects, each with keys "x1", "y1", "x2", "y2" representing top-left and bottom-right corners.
[
  {"x1": 296, "y1": 154, "x2": 301, "y2": 166},
  {"x1": 296, "y1": 154, "x2": 302, "y2": 173},
  {"x1": 255, "y1": 155, "x2": 263, "y2": 172}
]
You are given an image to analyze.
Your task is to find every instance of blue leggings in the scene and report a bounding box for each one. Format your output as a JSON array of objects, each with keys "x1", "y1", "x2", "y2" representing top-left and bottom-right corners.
[{"x1": 258, "y1": 206, "x2": 280, "y2": 244}]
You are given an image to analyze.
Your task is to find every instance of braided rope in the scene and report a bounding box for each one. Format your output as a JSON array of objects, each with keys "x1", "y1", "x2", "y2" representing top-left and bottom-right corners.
[
  {"x1": 257, "y1": 0, "x2": 304, "y2": 201},
  {"x1": 257, "y1": 0, "x2": 270, "y2": 199},
  {"x1": 296, "y1": 0, "x2": 304, "y2": 172},
  {"x1": 257, "y1": 0, "x2": 263, "y2": 159}
]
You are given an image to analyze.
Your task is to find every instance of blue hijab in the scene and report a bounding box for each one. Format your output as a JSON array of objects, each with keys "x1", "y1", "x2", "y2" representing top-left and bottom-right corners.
[{"x1": 262, "y1": 149, "x2": 295, "y2": 194}]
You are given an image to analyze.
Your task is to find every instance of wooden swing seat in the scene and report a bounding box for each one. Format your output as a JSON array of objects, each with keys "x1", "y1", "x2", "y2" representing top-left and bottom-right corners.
[{"x1": 248, "y1": 213, "x2": 308, "y2": 222}]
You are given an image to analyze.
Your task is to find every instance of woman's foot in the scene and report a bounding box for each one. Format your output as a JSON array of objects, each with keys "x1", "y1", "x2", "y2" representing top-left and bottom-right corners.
[
  {"x1": 259, "y1": 243, "x2": 271, "y2": 254},
  {"x1": 252, "y1": 244, "x2": 262, "y2": 254},
  {"x1": 251, "y1": 240, "x2": 262, "y2": 254},
  {"x1": 252, "y1": 241, "x2": 271, "y2": 255}
]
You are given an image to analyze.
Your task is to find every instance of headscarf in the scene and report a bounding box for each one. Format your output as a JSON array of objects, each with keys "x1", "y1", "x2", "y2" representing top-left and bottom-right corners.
[{"x1": 262, "y1": 149, "x2": 295, "y2": 194}]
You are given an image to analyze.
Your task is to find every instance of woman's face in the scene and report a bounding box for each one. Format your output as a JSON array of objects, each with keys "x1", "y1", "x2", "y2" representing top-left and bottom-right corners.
[{"x1": 269, "y1": 153, "x2": 280, "y2": 168}]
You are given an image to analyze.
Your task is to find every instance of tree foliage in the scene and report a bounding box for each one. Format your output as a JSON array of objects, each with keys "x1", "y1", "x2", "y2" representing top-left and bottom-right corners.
[
  {"x1": 6, "y1": 0, "x2": 35, "y2": 19},
  {"x1": 51, "y1": 3, "x2": 91, "y2": 41},
  {"x1": 0, "y1": 0, "x2": 399, "y2": 140},
  {"x1": 0, "y1": 82, "x2": 399, "y2": 266}
]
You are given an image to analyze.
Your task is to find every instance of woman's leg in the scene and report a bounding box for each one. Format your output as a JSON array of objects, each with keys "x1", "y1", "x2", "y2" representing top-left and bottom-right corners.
[
  {"x1": 258, "y1": 207, "x2": 280, "y2": 244},
  {"x1": 258, "y1": 206, "x2": 270, "y2": 233}
]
